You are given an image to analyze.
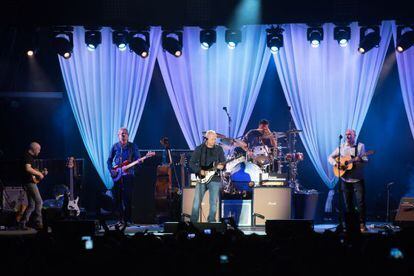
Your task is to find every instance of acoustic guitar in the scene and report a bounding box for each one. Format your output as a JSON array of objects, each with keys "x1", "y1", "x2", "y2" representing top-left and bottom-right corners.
[
  {"x1": 333, "y1": 150, "x2": 375, "y2": 177},
  {"x1": 32, "y1": 168, "x2": 48, "y2": 184}
]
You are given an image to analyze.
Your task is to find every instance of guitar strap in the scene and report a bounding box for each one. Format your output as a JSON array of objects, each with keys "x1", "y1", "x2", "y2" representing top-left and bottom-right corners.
[
  {"x1": 128, "y1": 142, "x2": 133, "y2": 162},
  {"x1": 354, "y1": 141, "x2": 359, "y2": 158}
]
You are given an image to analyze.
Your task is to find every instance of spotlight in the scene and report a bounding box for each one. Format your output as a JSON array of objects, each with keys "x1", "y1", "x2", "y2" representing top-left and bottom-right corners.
[
  {"x1": 112, "y1": 30, "x2": 128, "y2": 51},
  {"x1": 53, "y1": 31, "x2": 73, "y2": 59},
  {"x1": 129, "y1": 31, "x2": 150, "y2": 58},
  {"x1": 334, "y1": 26, "x2": 351, "y2": 47},
  {"x1": 307, "y1": 26, "x2": 323, "y2": 48},
  {"x1": 200, "y1": 29, "x2": 216, "y2": 50},
  {"x1": 162, "y1": 31, "x2": 183, "y2": 57},
  {"x1": 396, "y1": 26, "x2": 414, "y2": 53},
  {"x1": 27, "y1": 50, "x2": 35, "y2": 57},
  {"x1": 266, "y1": 26, "x2": 284, "y2": 53},
  {"x1": 85, "y1": 30, "x2": 102, "y2": 51},
  {"x1": 225, "y1": 29, "x2": 241, "y2": 49},
  {"x1": 358, "y1": 26, "x2": 380, "y2": 54}
]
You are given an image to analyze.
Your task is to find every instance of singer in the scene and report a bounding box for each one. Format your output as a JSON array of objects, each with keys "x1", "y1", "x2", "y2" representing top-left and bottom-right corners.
[{"x1": 328, "y1": 129, "x2": 369, "y2": 232}]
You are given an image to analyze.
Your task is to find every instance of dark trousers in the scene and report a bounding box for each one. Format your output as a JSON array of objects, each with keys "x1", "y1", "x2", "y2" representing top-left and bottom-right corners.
[
  {"x1": 112, "y1": 175, "x2": 134, "y2": 223},
  {"x1": 341, "y1": 180, "x2": 366, "y2": 224}
]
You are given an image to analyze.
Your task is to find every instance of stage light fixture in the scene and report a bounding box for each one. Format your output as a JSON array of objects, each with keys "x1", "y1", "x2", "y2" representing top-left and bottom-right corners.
[
  {"x1": 162, "y1": 31, "x2": 183, "y2": 57},
  {"x1": 307, "y1": 26, "x2": 323, "y2": 48},
  {"x1": 225, "y1": 29, "x2": 241, "y2": 49},
  {"x1": 396, "y1": 26, "x2": 414, "y2": 53},
  {"x1": 358, "y1": 26, "x2": 380, "y2": 54},
  {"x1": 266, "y1": 26, "x2": 284, "y2": 53},
  {"x1": 334, "y1": 26, "x2": 351, "y2": 47},
  {"x1": 85, "y1": 30, "x2": 102, "y2": 51},
  {"x1": 53, "y1": 31, "x2": 73, "y2": 59},
  {"x1": 27, "y1": 50, "x2": 35, "y2": 57},
  {"x1": 129, "y1": 31, "x2": 150, "y2": 58},
  {"x1": 200, "y1": 29, "x2": 216, "y2": 50},
  {"x1": 112, "y1": 30, "x2": 128, "y2": 51}
]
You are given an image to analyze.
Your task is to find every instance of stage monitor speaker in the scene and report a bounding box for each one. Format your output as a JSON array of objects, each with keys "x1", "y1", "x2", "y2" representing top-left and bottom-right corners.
[
  {"x1": 395, "y1": 197, "x2": 414, "y2": 227},
  {"x1": 182, "y1": 187, "x2": 219, "y2": 222},
  {"x1": 253, "y1": 187, "x2": 291, "y2": 226},
  {"x1": 265, "y1": 219, "x2": 314, "y2": 238}
]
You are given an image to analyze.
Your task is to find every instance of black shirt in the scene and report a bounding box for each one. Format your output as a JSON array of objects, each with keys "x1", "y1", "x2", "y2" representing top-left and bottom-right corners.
[
  {"x1": 23, "y1": 151, "x2": 37, "y2": 184},
  {"x1": 243, "y1": 129, "x2": 274, "y2": 148},
  {"x1": 189, "y1": 144, "x2": 226, "y2": 173}
]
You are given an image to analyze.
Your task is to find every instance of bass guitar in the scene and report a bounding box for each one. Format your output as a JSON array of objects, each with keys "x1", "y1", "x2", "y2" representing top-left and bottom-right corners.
[
  {"x1": 196, "y1": 155, "x2": 244, "y2": 184},
  {"x1": 333, "y1": 150, "x2": 375, "y2": 177},
  {"x1": 111, "y1": 151, "x2": 156, "y2": 181},
  {"x1": 66, "y1": 156, "x2": 80, "y2": 216}
]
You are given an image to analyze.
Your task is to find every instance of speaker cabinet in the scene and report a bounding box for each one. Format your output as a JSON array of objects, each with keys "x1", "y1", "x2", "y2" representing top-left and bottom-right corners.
[
  {"x1": 395, "y1": 197, "x2": 414, "y2": 226},
  {"x1": 2, "y1": 186, "x2": 28, "y2": 211},
  {"x1": 253, "y1": 187, "x2": 292, "y2": 226},
  {"x1": 182, "y1": 187, "x2": 219, "y2": 222}
]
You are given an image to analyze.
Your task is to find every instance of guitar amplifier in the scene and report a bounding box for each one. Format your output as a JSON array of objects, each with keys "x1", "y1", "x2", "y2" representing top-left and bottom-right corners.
[
  {"x1": 253, "y1": 187, "x2": 292, "y2": 226},
  {"x1": 395, "y1": 197, "x2": 414, "y2": 227},
  {"x1": 260, "y1": 173, "x2": 287, "y2": 186},
  {"x1": 2, "y1": 186, "x2": 28, "y2": 211}
]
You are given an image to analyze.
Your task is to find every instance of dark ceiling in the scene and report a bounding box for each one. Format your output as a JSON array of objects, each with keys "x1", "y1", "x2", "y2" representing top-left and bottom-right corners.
[{"x1": 1, "y1": 0, "x2": 412, "y2": 27}]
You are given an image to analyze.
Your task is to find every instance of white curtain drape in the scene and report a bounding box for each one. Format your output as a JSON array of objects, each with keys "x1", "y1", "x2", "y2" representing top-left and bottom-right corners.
[
  {"x1": 58, "y1": 26, "x2": 161, "y2": 188},
  {"x1": 157, "y1": 26, "x2": 271, "y2": 149}
]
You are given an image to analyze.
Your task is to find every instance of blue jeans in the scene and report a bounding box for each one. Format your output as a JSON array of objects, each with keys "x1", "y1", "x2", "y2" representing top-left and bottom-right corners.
[
  {"x1": 21, "y1": 183, "x2": 43, "y2": 226},
  {"x1": 191, "y1": 180, "x2": 221, "y2": 222}
]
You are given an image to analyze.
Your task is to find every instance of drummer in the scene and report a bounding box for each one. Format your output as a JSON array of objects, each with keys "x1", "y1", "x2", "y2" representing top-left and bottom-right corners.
[{"x1": 238, "y1": 119, "x2": 277, "y2": 157}]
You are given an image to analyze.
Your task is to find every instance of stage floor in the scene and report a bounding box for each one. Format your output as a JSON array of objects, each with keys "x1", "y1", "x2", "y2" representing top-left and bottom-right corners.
[
  {"x1": 101, "y1": 221, "x2": 400, "y2": 236},
  {"x1": 0, "y1": 222, "x2": 400, "y2": 237}
]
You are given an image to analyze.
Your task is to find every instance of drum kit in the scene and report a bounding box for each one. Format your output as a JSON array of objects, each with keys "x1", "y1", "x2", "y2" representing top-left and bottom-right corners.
[{"x1": 207, "y1": 127, "x2": 305, "y2": 196}]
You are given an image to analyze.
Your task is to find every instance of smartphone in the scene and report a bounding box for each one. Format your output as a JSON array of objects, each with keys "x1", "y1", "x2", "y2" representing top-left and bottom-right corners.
[{"x1": 81, "y1": 236, "x2": 93, "y2": 250}]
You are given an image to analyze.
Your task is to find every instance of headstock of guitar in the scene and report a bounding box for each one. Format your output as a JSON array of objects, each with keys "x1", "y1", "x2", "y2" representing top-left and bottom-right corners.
[
  {"x1": 179, "y1": 153, "x2": 187, "y2": 166},
  {"x1": 66, "y1": 156, "x2": 76, "y2": 169}
]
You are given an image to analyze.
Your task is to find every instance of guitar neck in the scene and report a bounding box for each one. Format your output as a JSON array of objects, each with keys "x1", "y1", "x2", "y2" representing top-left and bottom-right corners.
[
  {"x1": 69, "y1": 168, "x2": 74, "y2": 201},
  {"x1": 123, "y1": 156, "x2": 148, "y2": 170}
]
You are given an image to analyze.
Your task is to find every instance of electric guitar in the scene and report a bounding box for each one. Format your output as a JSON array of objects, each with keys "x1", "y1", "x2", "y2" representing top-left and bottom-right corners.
[
  {"x1": 32, "y1": 168, "x2": 48, "y2": 184},
  {"x1": 196, "y1": 155, "x2": 244, "y2": 184},
  {"x1": 111, "y1": 151, "x2": 156, "y2": 181},
  {"x1": 66, "y1": 156, "x2": 80, "y2": 216},
  {"x1": 333, "y1": 150, "x2": 375, "y2": 177}
]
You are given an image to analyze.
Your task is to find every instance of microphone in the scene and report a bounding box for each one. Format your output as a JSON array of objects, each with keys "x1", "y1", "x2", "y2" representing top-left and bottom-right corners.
[
  {"x1": 339, "y1": 134, "x2": 343, "y2": 139},
  {"x1": 223, "y1": 107, "x2": 227, "y2": 112}
]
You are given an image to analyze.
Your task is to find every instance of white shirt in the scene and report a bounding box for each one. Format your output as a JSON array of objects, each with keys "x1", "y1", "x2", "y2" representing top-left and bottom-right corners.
[{"x1": 328, "y1": 142, "x2": 368, "y2": 183}]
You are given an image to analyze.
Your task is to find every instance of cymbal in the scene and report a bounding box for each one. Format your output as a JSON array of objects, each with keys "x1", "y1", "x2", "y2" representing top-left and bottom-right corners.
[
  {"x1": 219, "y1": 137, "x2": 247, "y2": 149},
  {"x1": 286, "y1": 129, "x2": 303, "y2": 134},
  {"x1": 202, "y1": 131, "x2": 227, "y2": 139},
  {"x1": 274, "y1": 132, "x2": 287, "y2": 138}
]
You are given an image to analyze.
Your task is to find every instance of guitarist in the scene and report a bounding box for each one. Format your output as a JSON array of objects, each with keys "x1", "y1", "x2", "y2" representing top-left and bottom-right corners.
[
  {"x1": 189, "y1": 130, "x2": 225, "y2": 223},
  {"x1": 328, "y1": 129, "x2": 368, "y2": 232},
  {"x1": 20, "y1": 142, "x2": 45, "y2": 230},
  {"x1": 107, "y1": 127, "x2": 141, "y2": 227}
]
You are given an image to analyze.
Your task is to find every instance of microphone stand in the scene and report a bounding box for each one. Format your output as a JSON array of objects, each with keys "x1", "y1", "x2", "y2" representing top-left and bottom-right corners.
[
  {"x1": 223, "y1": 107, "x2": 232, "y2": 138},
  {"x1": 386, "y1": 182, "x2": 394, "y2": 223},
  {"x1": 335, "y1": 134, "x2": 344, "y2": 234}
]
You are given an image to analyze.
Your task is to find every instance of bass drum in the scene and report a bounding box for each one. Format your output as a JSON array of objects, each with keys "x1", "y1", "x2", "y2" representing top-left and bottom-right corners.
[{"x1": 230, "y1": 161, "x2": 263, "y2": 190}]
